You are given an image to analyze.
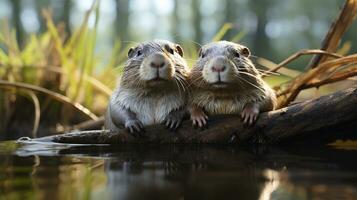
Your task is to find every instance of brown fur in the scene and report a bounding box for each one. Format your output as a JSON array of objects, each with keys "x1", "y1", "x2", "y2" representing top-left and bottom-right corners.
[{"x1": 189, "y1": 41, "x2": 276, "y2": 126}]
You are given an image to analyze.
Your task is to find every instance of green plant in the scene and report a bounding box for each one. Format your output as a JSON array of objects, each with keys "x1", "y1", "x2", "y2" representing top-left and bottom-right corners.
[{"x1": 0, "y1": 1, "x2": 127, "y2": 137}]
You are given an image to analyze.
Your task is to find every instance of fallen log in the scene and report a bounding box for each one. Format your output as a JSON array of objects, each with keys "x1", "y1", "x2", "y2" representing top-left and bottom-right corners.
[{"x1": 24, "y1": 86, "x2": 357, "y2": 145}]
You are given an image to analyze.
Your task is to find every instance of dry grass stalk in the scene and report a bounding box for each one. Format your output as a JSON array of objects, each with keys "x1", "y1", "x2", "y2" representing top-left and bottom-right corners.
[
  {"x1": 266, "y1": 49, "x2": 343, "y2": 76},
  {"x1": 0, "y1": 63, "x2": 113, "y2": 97},
  {"x1": 277, "y1": 54, "x2": 357, "y2": 107},
  {"x1": 0, "y1": 80, "x2": 98, "y2": 120}
]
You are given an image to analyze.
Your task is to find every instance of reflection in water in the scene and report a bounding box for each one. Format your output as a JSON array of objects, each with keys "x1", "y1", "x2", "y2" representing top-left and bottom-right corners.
[
  {"x1": 1, "y1": 143, "x2": 357, "y2": 199},
  {"x1": 102, "y1": 147, "x2": 269, "y2": 200},
  {"x1": 259, "y1": 169, "x2": 280, "y2": 200}
]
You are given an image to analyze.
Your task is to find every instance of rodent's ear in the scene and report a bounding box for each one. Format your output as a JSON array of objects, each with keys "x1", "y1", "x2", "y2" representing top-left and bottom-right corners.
[
  {"x1": 175, "y1": 44, "x2": 184, "y2": 57},
  {"x1": 241, "y1": 47, "x2": 251, "y2": 57},
  {"x1": 198, "y1": 48, "x2": 202, "y2": 57},
  {"x1": 127, "y1": 47, "x2": 135, "y2": 58}
]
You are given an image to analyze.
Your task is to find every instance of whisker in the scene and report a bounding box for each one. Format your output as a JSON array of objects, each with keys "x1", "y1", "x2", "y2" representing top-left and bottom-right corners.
[
  {"x1": 175, "y1": 76, "x2": 186, "y2": 92},
  {"x1": 178, "y1": 75, "x2": 191, "y2": 95},
  {"x1": 189, "y1": 40, "x2": 202, "y2": 47},
  {"x1": 249, "y1": 54, "x2": 259, "y2": 59},
  {"x1": 178, "y1": 78, "x2": 191, "y2": 95},
  {"x1": 178, "y1": 76, "x2": 190, "y2": 89},
  {"x1": 188, "y1": 76, "x2": 204, "y2": 87},
  {"x1": 195, "y1": 79, "x2": 206, "y2": 88},
  {"x1": 120, "y1": 40, "x2": 141, "y2": 46},
  {"x1": 174, "y1": 79, "x2": 183, "y2": 99},
  {"x1": 173, "y1": 71, "x2": 190, "y2": 94},
  {"x1": 256, "y1": 69, "x2": 280, "y2": 75},
  {"x1": 233, "y1": 71, "x2": 263, "y2": 87},
  {"x1": 235, "y1": 75, "x2": 265, "y2": 94},
  {"x1": 237, "y1": 71, "x2": 262, "y2": 79}
]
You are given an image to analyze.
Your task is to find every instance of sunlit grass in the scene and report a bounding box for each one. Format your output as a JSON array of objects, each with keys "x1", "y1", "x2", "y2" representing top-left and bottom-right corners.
[{"x1": 0, "y1": 1, "x2": 124, "y2": 136}]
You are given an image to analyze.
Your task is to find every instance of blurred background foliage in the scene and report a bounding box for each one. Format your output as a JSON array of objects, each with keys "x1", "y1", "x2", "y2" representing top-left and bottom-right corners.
[
  {"x1": 1, "y1": 0, "x2": 355, "y2": 62},
  {"x1": 0, "y1": 0, "x2": 355, "y2": 139}
]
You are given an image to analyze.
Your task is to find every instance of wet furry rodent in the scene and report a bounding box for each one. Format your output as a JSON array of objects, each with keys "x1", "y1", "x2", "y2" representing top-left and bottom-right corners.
[
  {"x1": 189, "y1": 41, "x2": 276, "y2": 127},
  {"x1": 105, "y1": 40, "x2": 189, "y2": 133}
]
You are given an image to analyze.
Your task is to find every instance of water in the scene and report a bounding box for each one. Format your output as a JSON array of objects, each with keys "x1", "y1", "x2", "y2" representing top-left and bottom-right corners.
[{"x1": 1, "y1": 141, "x2": 357, "y2": 200}]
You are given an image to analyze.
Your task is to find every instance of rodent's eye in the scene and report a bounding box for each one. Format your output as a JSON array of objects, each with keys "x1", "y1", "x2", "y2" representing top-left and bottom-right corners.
[
  {"x1": 198, "y1": 48, "x2": 206, "y2": 58},
  {"x1": 233, "y1": 51, "x2": 240, "y2": 58},
  {"x1": 165, "y1": 44, "x2": 174, "y2": 55},
  {"x1": 136, "y1": 50, "x2": 142, "y2": 56},
  {"x1": 200, "y1": 52, "x2": 206, "y2": 58}
]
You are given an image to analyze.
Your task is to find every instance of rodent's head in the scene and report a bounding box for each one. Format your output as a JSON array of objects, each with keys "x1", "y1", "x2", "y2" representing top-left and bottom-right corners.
[
  {"x1": 120, "y1": 40, "x2": 189, "y2": 91},
  {"x1": 190, "y1": 41, "x2": 260, "y2": 91}
]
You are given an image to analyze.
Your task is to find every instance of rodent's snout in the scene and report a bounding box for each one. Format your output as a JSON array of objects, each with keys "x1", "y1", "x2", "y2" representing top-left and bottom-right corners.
[
  {"x1": 203, "y1": 56, "x2": 236, "y2": 85},
  {"x1": 211, "y1": 65, "x2": 226, "y2": 73},
  {"x1": 208, "y1": 57, "x2": 229, "y2": 73},
  {"x1": 140, "y1": 52, "x2": 174, "y2": 82},
  {"x1": 149, "y1": 53, "x2": 167, "y2": 69}
]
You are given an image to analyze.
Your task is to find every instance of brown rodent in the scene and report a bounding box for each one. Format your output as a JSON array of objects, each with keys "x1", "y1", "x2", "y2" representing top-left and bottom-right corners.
[
  {"x1": 105, "y1": 40, "x2": 190, "y2": 133},
  {"x1": 189, "y1": 41, "x2": 276, "y2": 127}
]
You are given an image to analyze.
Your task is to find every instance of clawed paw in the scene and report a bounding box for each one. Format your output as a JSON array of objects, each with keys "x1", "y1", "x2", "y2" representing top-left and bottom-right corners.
[
  {"x1": 164, "y1": 116, "x2": 182, "y2": 131},
  {"x1": 125, "y1": 119, "x2": 144, "y2": 133},
  {"x1": 241, "y1": 105, "x2": 259, "y2": 125},
  {"x1": 191, "y1": 111, "x2": 208, "y2": 128}
]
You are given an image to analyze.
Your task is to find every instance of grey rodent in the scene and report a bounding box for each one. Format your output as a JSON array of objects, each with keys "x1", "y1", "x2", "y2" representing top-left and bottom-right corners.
[{"x1": 105, "y1": 40, "x2": 189, "y2": 133}]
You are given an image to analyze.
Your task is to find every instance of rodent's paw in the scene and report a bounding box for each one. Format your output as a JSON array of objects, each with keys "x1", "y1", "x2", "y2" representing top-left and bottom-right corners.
[
  {"x1": 191, "y1": 112, "x2": 208, "y2": 128},
  {"x1": 125, "y1": 119, "x2": 144, "y2": 133},
  {"x1": 241, "y1": 105, "x2": 259, "y2": 125},
  {"x1": 164, "y1": 115, "x2": 182, "y2": 131}
]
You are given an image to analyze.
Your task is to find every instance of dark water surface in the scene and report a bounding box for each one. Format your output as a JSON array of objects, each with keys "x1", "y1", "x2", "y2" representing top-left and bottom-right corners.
[{"x1": 1, "y1": 141, "x2": 357, "y2": 200}]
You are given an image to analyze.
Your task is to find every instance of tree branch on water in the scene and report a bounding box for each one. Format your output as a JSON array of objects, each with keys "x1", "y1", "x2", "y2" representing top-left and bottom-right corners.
[{"x1": 29, "y1": 86, "x2": 357, "y2": 145}]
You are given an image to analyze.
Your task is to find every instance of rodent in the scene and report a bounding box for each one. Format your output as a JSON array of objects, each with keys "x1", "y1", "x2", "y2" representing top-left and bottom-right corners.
[
  {"x1": 188, "y1": 41, "x2": 277, "y2": 127},
  {"x1": 105, "y1": 40, "x2": 190, "y2": 133}
]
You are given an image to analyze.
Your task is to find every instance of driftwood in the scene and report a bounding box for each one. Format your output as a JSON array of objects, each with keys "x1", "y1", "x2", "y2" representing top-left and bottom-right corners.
[{"x1": 24, "y1": 86, "x2": 357, "y2": 145}]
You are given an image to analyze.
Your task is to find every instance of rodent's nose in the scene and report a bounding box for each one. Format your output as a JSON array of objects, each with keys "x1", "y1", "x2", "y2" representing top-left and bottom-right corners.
[
  {"x1": 211, "y1": 65, "x2": 226, "y2": 72},
  {"x1": 149, "y1": 53, "x2": 167, "y2": 69},
  {"x1": 150, "y1": 61, "x2": 165, "y2": 69}
]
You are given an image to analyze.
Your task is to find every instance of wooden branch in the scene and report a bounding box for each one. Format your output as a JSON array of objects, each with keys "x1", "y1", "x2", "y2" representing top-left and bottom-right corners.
[
  {"x1": 277, "y1": 67, "x2": 357, "y2": 97},
  {"x1": 266, "y1": 49, "x2": 342, "y2": 75},
  {"x1": 297, "y1": 69, "x2": 357, "y2": 90},
  {"x1": 309, "y1": 0, "x2": 357, "y2": 68},
  {"x1": 26, "y1": 86, "x2": 357, "y2": 145},
  {"x1": 277, "y1": 54, "x2": 357, "y2": 107}
]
